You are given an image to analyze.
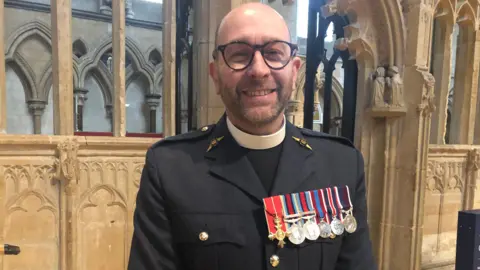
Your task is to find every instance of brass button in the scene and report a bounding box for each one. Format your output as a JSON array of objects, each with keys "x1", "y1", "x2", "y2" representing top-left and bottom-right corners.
[
  {"x1": 201, "y1": 126, "x2": 208, "y2": 131},
  {"x1": 270, "y1": 254, "x2": 280, "y2": 267},
  {"x1": 199, "y1": 232, "x2": 209, "y2": 241}
]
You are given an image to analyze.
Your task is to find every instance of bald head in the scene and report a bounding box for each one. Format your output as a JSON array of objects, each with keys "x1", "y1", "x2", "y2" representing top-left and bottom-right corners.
[{"x1": 214, "y1": 3, "x2": 291, "y2": 48}]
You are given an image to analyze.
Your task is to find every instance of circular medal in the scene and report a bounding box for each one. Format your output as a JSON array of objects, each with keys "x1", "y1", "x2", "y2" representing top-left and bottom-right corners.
[
  {"x1": 318, "y1": 220, "x2": 332, "y2": 238},
  {"x1": 330, "y1": 218, "x2": 345, "y2": 235},
  {"x1": 288, "y1": 224, "x2": 305, "y2": 245},
  {"x1": 343, "y1": 215, "x2": 358, "y2": 233},
  {"x1": 303, "y1": 220, "x2": 320, "y2": 241}
]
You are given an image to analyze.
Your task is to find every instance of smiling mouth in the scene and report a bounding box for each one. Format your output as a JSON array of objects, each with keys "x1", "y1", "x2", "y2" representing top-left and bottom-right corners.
[{"x1": 243, "y1": 89, "x2": 276, "y2": 97}]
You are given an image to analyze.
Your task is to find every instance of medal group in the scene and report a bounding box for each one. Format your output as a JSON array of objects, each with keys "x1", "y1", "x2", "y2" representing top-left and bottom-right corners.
[{"x1": 263, "y1": 185, "x2": 357, "y2": 248}]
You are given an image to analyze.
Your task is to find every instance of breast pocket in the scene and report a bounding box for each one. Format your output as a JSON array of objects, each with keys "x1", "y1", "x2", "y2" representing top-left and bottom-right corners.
[
  {"x1": 289, "y1": 233, "x2": 343, "y2": 270},
  {"x1": 170, "y1": 212, "x2": 247, "y2": 270}
]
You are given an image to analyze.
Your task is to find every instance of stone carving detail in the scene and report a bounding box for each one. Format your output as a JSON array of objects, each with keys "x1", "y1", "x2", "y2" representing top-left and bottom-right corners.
[
  {"x1": 371, "y1": 67, "x2": 386, "y2": 107},
  {"x1": 99, "y1": 0, "x2": 134, "y2": 19},
  {"x1": 368, "y1": 66, "x2": 407, "y2": 117},
  {"x1": 386, "y1": 66, "x2": 405, "y2": 107},
  {"x1": 426, "y1": 160, "x2": 465, "y2": 193},
  {"x1": 468, "y1": 149, "x2": 480, "y2": 171},
  {"x1": 418, "y1": 71, "x2": 436, "y2": 116},
  {"x1": 54, "y1": 139, "x2": 79, "y2": 194}
]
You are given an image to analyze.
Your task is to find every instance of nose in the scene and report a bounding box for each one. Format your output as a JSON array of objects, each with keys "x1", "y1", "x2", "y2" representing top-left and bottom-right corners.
[{"x1": 246, "y1": 51, "x2": 270, "y2": 78}]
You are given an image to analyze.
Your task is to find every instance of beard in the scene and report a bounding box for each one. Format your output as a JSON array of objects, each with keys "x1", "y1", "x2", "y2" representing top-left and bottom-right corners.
[{"x1": 218, "y1": 76, "x2": 293, "y2": 127}]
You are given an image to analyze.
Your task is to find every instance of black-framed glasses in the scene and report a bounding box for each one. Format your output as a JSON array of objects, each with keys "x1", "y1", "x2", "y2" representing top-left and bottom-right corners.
[{"x1": 213, "y1": 40, "x2": 298, "y2": 71}]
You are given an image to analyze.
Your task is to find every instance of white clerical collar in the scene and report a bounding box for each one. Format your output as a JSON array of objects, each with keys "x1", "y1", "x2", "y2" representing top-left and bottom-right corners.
[{"x1": 226, "y1": 116, "x2": 286, "y2": 150}]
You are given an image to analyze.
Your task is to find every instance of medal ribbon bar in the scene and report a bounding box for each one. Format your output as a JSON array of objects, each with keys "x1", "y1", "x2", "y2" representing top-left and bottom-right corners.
[
  {"x1": 333, "y1": 187, "x2": 344, "y2": 222},
  {"x1": 319, "y1": 189, "x2": 331, "y2": 224}
]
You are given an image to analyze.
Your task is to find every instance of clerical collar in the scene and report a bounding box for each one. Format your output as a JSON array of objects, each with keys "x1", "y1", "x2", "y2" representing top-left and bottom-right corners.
[{"x1": 226, "y1": 116, "x2": 286, "y2": 150}]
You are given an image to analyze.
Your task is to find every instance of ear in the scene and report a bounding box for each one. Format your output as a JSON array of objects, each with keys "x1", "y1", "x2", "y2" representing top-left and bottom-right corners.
[
  {"x1": 291, "y1": 56, "x2": 302, "y2": 87},
  {"x1": 209, "y1": 61, "x2": 221, "y2": 95}
]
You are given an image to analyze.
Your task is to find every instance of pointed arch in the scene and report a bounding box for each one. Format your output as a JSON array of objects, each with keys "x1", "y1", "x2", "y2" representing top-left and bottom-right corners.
[
  {"x1": 85, "y1": 66, "x2": 114, "y2": 107},
  {"x1": 72, "y1": 38, "x2": 88, "y2": 59},
  {"x1": 5, "y1": 20, "x2": 52, "y2": 60},
  {"x1": 6, "y1": 53, "x2": 37, "y2": 101},
  {"x1": 434, "y1": 0, "x2": 455, "y2": 26},
  {"x1": 457, "y1": 2, "x2": 476, "y2": 26}
]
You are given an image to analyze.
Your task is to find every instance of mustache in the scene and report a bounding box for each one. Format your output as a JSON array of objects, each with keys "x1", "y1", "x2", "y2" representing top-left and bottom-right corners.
[{"x1": 236, "y1": 81, "x2": 282, "y2": 92}]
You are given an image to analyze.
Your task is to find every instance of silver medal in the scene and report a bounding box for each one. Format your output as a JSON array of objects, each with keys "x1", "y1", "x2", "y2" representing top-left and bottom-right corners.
[
  {"x1": 318, "y1": 220, "x2": 332, "y2": 238},
  {"x1": 330, "y1": 217, "x2": 345, "y2": 235},
  {"x1": 303, "y1": 219, "x2": 320, "y2": 240},
  {"x1": 343, "y1": 214, "x2": 357, "y2": 233},
  {"x1": 288, "y1": 224, "x2": 305, "y2": 245}
]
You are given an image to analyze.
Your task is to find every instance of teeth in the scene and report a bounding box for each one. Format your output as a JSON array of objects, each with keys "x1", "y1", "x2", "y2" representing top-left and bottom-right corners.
[{"x1": 245, "y1": 90, "x2": 273, "y2": 96}]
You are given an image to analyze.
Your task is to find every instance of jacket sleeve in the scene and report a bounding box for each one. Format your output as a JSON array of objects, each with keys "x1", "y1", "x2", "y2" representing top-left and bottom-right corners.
[
  {"x1": 335, "y1": 149, "x2": 377, "y2": 270},
  {"x1": 128, "y1": 148, "x2": 180, "y2": 270}
]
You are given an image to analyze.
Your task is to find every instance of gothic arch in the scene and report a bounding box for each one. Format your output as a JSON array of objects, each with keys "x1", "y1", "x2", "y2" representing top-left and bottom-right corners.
[
  {"x1": 72, "y1": 38, "x2": 88, "y2": 59},
  {"x1": 85, "y1": 66, "x2": 114, "y2": 107},
  {"x1": 5, "y1": 20, "x2": 52, "y2": 60},
  {"x1": 456, "y1": 2, "x2": 476, "y2": 26},
  {"x1": 41, "y1": 61, "x2": 81, "y2": 102},
  {"x1": 434, "y1": 0, "x2": 455, "y2": 25},
  {"x1": 6, "y1": 53, "x2": 37, "y2": 101},
  {"x1": 78, "y1": 37, "x2": 156, "y2": 95}
]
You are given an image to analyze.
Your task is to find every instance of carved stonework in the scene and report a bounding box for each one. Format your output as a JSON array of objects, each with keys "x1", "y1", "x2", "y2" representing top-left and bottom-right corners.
[
  {"x1": 54, "y1": 139, "x2": 79, "y2": 194},
  {"x1": 468, "y1": 149, "x2": 480, "y2": 171},
  {"x1": 418, "y1": 71, "x2": 436, "y2": 117},
  {"x1": 367, "y1": 66, "x2": 407, "y2": 118}
]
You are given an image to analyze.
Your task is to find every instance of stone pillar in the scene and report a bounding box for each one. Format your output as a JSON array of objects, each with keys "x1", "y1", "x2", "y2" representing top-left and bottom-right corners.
[
  {"x1": 0, "y1": 0, "x2": 5, "y2": 134},
  {"x1": 193, "y1": 0, "x2": 261, "y2": 128},
  {"x1": 73, "y1": 88, "x2": 89, "y2": 132},
  {"x1": 366, "y1": 2, "x2": 435, "y2": 269},
  {"x1": 146, "y1": 94, "x2": 161, "y2": 133},
  {"x1": 51, "y1": 0, "x2": 74, "y2": 135},
  {"x1": 112, "y1": 0, "x2": 126, "y2": 137},
  {"x1": 27, "y1": 100, "x2": 47, "y2": 134},
  {"x1": 162, "y1": 0, "x2": 176, "y2": 136}
]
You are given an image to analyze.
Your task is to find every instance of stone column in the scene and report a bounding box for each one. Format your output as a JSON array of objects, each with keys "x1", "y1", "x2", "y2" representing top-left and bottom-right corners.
[
  {"x1": 193, "y1": 0, "x2": 261, "y2": 128},
  {"x1": 0, "y1": 0, "x2": 5, "y2": 134},
  {"x1": 51, "y1": 0, "x2": 74, "y2": 135},
  {"x1": 27, "y1": 100, "x2": 47, "y2": 134},
  {"x1": 162, "y1": 0, "x2": 176, "y2": 136},
  {"x1": 73, "y1": 88, "x2": 89, "y2": 132},
  {"x1": 367, "y1": 2, "x2": 435, "y2": 269},
  {"x1": 146, "y1": 94, "x2": 161, "y2": 133},
  {"x1": 112, "y1": 0, "x2": 126, "y2": 137}
]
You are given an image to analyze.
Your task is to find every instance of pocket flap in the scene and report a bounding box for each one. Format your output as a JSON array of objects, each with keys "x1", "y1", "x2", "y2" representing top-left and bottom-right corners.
[{"x1": 171, "y1": 212, "x2": 247, "y2": 246}]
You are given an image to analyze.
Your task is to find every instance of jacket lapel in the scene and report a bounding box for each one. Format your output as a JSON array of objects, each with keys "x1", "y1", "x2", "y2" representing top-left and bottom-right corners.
[
  {"x1": 205, "y1": 116, "x2": 267, "y2": 202},
  {"x1": 270, "y1": 122, "x2": 316, "y2": 196}
]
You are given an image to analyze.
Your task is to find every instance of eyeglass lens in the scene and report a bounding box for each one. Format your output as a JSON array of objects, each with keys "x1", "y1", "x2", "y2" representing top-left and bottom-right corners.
[{"x1": 223, "y1": 41, "x2": 292, "y2": 70}]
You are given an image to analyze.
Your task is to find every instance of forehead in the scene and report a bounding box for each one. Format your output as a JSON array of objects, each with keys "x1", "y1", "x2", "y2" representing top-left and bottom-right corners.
[{"x1": 217, "y1": 10, "x2": 290, "y2": 45}]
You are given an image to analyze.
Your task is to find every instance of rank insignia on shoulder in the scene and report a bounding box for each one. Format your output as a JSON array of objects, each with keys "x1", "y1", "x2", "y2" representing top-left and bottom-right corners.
[
  {"x1": 206, "y1": 136, "x2": 224, "y2": 152},
  {"x1": 262, "y1": 185, "x2": 357, "y2": 247},
  {"x1": 292, "y1": 136, "x2": 312, "y2": 150}
]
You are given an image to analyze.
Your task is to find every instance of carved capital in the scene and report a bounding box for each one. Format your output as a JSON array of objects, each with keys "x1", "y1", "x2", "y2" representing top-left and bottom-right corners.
[
  {"x1": 74, "y1": 88, "x2": 89, "y2": 106},
  {"x1": 27, "y1": 99, "x2": 47, "y2": 116},
  {"x1": 146, "y1": 94, "x2": 162, "y2": 110},
  {"x1": 54, "y1": 138, "x2": 79, "y2": 194}
]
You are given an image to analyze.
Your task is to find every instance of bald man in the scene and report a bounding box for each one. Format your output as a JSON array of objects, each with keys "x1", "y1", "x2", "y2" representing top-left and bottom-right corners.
[{"x1": 128, "y1": 3, "x2": 376, "y2": 270}]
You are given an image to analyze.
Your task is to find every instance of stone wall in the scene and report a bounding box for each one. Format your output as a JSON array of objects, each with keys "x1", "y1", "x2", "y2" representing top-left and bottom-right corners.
[{"x1": 0, "y1": 135, "x2": 157, "y2": 270}]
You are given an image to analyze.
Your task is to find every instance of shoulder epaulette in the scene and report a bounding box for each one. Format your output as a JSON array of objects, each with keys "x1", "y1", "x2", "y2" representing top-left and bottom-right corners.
[
  {"x1": 150, "y1": 124, "x2": 215, "y2": 149},
  {"x1": 298, "y1": 127, "x2": 355, "y2": 148}
]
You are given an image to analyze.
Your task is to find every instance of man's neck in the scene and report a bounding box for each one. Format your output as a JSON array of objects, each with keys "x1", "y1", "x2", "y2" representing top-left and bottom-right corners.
[{"x1": 227, "y1": 114, "x2": 284, "y2": 136}]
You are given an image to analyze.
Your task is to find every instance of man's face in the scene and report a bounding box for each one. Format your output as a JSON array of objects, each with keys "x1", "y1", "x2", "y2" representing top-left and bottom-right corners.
[{"x1": 209, "y1": 8, "x2": 301, "y2": 127}]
